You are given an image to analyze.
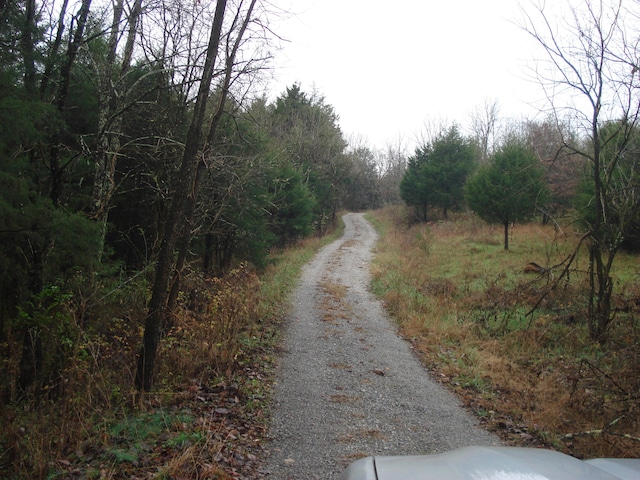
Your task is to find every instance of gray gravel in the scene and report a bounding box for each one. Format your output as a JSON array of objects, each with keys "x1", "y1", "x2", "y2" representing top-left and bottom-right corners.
[{"x1": 262, "y1": 213, "x2": 500, "y2": 479}]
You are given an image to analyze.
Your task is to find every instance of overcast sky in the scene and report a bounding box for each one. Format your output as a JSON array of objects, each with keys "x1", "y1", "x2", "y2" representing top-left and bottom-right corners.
[{"x1": 267, "y1": 0, "x2": 547, "y2": 150}]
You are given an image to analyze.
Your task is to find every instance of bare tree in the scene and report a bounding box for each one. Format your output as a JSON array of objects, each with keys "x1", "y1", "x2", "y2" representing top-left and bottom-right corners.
[
  {"x1": 89, "y1": 0, "x2": 229, "y2": 261},
  {"x1": 522, "y1": 116, "x2": 583, "y2": 212},
  {"x1": 91, "y1": 0, "x2": 144, "y2": 260},
  {"x1": 48, "y1": 0, "x2": 92, "y2": 207},
  {"x1": 377, "y1": 140, "x2": 408, "y2": 205},
  {"x1": 521, "y1": 0, "x2": 640, "y2": 342},
  {"x1": 135, "y1": 0, "x2": 228, "y2": 392},
  {"x1": 166, "y1": 0, "x2": 260, "y2": 325},
  {"x1": 135, "y1": 0, "x2": 266, "y2": 391},
  {"x1": 414, "y1": 115, "x2": 451, "y2": 149},
  {"x1": 468, "y1": 98, "x2": 501, "y2": 163}
]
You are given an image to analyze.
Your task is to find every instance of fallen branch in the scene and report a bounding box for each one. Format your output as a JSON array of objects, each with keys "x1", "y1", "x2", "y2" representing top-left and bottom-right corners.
[{"x1": 563, "y1": 417, "x2": 640, "y2": 442}]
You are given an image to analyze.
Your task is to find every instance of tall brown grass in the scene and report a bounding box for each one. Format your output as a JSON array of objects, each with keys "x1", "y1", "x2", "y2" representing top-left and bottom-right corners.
[{"x1": 368, "y1": 206, "x2": 640, "y2": 459}]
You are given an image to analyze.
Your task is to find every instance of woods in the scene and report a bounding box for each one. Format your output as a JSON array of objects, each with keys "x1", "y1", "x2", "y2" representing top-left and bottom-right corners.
[{"x1": 0, "y1": 0, "x2": 384, "y2": 397}]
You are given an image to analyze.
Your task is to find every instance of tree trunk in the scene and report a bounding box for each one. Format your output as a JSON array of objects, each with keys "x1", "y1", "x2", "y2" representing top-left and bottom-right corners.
[
  {"x1": 587, "y1": 89, "x2": 613, "y2": 342},
  {"x1": 21, "y1": 0, "x2": 36, "y2": 94},
  {"x1": 135, "y1": 0, "x2": 228, "y2": 392},
  {"x1": 92, "y1": 0, "x2": 143, "y2": 262},
  {"x1": 40, "y1": 0, "x2": 69, "y2": 97},
  {"x1": 18, "y1": 246, "x2": 45, "y2": 392},
  {"x1": 588, "y1": 242, "x2": 613, "y2": 343},
  {"x1": 503, "y1": 220, "x2": 509, "y2": 250},
  {"x1": 48, "y1": 0, "x2": 92, "y2": 207},
  {"x1": 165, "y1": 0, "x2": 258, "y2": 321}
]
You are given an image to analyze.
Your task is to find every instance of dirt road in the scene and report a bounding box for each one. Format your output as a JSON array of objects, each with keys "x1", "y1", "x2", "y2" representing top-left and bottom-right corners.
[{"x1": 261, "y1": 213, "x2": 499, "y2": 479}]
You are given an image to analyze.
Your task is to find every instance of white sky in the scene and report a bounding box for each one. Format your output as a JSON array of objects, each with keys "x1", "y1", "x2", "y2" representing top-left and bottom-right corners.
[{"x1": 267, "y1": 0, "x2": 548, "y2": 151}]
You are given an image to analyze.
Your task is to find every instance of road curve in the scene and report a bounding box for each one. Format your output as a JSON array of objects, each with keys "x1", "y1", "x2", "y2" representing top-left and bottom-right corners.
[{"x1": 262, "y1": 212, "x2": 499, "y2": 479}]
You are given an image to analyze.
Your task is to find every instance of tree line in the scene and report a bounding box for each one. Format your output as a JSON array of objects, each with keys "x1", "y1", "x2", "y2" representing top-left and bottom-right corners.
[{"x1": 400, "y1": 123, "x2": 550, "y2": 250}]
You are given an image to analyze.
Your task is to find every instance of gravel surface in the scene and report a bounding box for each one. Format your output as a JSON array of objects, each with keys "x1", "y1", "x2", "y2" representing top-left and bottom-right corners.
[{"x1": 261, "y1": 213, "x2": 500, "y2": 479}]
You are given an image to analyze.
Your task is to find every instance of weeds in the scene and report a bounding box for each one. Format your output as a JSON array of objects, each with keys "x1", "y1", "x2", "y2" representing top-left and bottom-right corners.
[{"x1": 369, "y1": 207, "x2": 640, "y2": 458}]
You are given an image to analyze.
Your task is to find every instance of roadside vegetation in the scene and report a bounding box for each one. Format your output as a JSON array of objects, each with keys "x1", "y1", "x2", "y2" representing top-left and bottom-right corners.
[
  {"x1": 0, "y1": 226, "x2": 341, "y2": 479},
  {"x1": 368, "y1": 206, "x2": 640, "y2": 459}
]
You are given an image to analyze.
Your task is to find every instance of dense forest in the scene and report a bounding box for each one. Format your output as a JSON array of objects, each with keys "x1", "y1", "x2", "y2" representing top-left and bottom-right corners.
[{"x1": 2, "y1": 0, "x2": 640, "y2": 477}]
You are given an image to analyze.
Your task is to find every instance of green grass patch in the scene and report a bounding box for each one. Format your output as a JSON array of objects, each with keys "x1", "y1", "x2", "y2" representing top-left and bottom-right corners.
[
  {"x1": 104, "y1": 410, "x2": 198, "y2": 464},
  {"x1": 109, "y1": 411, "x2": 192, "y2": 440}
]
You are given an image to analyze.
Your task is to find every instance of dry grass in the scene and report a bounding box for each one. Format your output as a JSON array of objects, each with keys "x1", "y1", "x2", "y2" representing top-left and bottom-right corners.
[
  {"x1": 329, "y1": 362, "x2": 352, "y2": 369},
  {"x1": 160, "y1": 263, "x2": 261, "y2": 382},
  {"x1": 368, "y1": 206, "x2": 640, "y2": 459},
  {"x1": 0, "y1": 264, "x2": 269, "y2": 479},
  {"x1": 319, "y1": 281, "x2": 351, "y2": 326}
]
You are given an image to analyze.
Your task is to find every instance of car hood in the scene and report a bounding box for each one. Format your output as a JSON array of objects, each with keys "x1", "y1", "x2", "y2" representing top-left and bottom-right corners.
[{"x1": 340, "y1": 446, "x2": 640, "y2": 480}]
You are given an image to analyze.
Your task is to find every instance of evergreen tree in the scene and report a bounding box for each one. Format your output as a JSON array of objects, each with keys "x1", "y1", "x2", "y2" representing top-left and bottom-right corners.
[
  {"x1": 465, "y1": 141, "x2": 548, "y2": 249},
  {"x1": 268, "y1": 160, "x2": 317, "y2": 244},
  {"x1": 400, "y1": 149, "x2": 431, "y2": 221},
  {"x1": 400, "y1": 126, "x2": 475, "y2": 221},
  {"x1": 271, "y1": 84, "x2": 348, "y2": 232},
  {"x1": 425, "y1": 127, "x2": 475, "y2": 219}
]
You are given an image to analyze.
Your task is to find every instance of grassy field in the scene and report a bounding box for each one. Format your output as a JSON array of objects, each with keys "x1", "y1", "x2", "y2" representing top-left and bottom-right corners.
[{"x1": 367, "y1": 206, "x2": 640, "y2": 459}]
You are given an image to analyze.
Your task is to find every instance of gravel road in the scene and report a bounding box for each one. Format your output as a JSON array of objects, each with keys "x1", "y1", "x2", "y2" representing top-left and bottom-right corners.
[{"x1": 261, "y1": 213, "x2": 500, "y2": 479}]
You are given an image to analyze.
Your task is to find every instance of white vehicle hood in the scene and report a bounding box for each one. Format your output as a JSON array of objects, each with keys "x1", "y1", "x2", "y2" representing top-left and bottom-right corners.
[{"x1": 340, "y1": 446, "x2": 640, "y2": 480}]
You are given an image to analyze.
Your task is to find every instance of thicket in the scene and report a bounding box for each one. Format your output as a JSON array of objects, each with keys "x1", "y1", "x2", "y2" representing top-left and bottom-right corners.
[{"x1": 0, "y1": 222, "x2": 343, "y2": 478}]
